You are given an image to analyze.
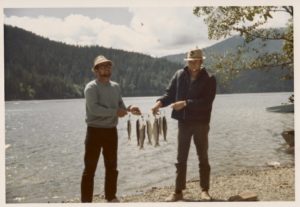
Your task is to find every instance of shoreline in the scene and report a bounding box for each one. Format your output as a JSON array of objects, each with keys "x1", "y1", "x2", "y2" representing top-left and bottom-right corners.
[{"x1": 66, "y1": 163, "x2": 295, "y2": 203}]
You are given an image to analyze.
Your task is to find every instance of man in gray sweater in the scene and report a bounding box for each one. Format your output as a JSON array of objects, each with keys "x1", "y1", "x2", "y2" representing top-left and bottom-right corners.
[{"x1": 81, "y1": 55, "x2": 141, "y2": 203}]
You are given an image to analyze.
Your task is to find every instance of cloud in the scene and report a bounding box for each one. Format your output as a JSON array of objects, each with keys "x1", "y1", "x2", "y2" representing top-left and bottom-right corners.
[
  {"x1": 4, "y1": 7, "x2": 217, "y2": 57},
  {"x1": 4, "y1": 7, "x2": 291, "y2": 57},
  {"x1": 129, "y1": 7, "x2": 216, "y2": 55},
  {"x1": 262, "y1": 10, "x2": 291, "y2": 28},
  {"x1": 4, "y1": 13, "x2": 163, "y2": 56}
]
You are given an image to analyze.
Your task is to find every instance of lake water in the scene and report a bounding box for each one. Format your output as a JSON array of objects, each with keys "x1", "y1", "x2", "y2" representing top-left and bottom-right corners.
[{"x1": 5, "y1": 92, "x2": 294, "y2": 203}]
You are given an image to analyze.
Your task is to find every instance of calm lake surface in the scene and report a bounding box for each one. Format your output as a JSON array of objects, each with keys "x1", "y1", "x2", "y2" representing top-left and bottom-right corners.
[{"x1": 5, "y1": 92, "x2": 294, "y2": 203}]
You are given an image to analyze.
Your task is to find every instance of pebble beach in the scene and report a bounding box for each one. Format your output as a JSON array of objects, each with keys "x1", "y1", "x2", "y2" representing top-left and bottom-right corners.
[{"x1": 67, "y1": 163, "x2": 295, "y2": 203}]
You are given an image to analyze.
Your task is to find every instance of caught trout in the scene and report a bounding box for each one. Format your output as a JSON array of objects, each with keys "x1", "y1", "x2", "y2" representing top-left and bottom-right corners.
[
  {"x1": 127, "y1": 115, "x2": 131, "y2": 141},
  {"x1": 139, "y1": 121, "x2": 146, "y2": 149},
  {"x1": 152, "y1": 117, "x2": 160, "y2": 147},
  {"x1": 136, "y1": 118, "x2": 140, "y2": 146},
  {"x1": 162, "y1": 115, "x2": 167, "y2": 141},
  {"x1": 146, "y1": 116, "x2": 153, "y2": 145},
  {"x1": 159, "y1": 116, "x2": 163, "y2": 135}
]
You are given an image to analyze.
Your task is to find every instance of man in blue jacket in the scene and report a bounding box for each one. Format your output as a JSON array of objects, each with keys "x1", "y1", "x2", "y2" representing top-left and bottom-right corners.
[
  {"x1": 81, "y1": 55, "x2": 141, "y2": 203},
  {"x1": 152, "y1": 48, "x2": 216, "y2": 202}
]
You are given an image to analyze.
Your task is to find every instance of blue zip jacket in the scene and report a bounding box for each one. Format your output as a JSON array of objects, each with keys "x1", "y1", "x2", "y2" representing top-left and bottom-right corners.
[{"x1": 158, "y1": 66, "x2": 216, "y2": 123}]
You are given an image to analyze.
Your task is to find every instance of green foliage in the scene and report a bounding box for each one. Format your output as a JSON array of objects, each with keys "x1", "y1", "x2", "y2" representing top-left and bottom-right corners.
[
  {"x1": 193, "y1": 6, "x2": 293, "y2": 80},
  {"x1": 4, "y1": 25, "x2": 183, "y2": 100}
]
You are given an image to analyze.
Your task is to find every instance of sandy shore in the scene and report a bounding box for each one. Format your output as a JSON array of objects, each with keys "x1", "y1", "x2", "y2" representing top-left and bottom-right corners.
[{"x1": 67, "y1": 164, "x2": 295, "y2": 203}]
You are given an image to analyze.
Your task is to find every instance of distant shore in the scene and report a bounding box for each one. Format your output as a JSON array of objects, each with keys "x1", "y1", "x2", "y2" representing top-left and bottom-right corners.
[{"x1": 66, "y1": 164, "x2": 294, "y2": 203}]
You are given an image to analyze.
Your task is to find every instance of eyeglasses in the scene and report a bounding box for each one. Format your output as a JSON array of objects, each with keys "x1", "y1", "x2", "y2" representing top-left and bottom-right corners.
[
  {"x1": 188, "y1": 60, "x2": 202, "y2": 65},
  {"x1": 95, "y1": 63, "x2": 112, "y2": 70}
]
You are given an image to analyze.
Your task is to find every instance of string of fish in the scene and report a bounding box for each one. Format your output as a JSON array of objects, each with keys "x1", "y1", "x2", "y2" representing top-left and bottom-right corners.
[{"x1": 126, "y1": 111, "x2": 168, "y2": 149}]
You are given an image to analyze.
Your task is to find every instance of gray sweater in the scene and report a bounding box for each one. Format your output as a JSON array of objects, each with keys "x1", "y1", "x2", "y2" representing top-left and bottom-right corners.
[{"x1": 84, "y1": 79, "x2": 126, "y2": 128}]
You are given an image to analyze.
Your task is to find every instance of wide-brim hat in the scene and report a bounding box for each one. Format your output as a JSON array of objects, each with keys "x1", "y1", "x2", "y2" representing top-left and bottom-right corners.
[
  {"x1": 91, "y1": 55, "x2": 112, "y2": 71},
  {"x1": 184, "y1": 48, "x2": 206, "y2": 61}
]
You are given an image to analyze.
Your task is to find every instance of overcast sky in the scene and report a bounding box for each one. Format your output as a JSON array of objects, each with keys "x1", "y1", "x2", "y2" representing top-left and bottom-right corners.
[{"x1": 3, "y1": 6, "x2": 292, "y2": 57}]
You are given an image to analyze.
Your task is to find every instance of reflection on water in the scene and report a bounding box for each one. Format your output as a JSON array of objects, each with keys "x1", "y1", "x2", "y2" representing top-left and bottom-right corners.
[{"x1": 5, "y1": 92, "x2": 294, "y2": 203}]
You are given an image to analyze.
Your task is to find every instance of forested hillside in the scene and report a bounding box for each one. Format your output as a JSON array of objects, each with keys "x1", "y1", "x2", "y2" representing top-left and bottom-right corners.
[
  {"x1": 4, "y1": 25, "x2": 293, "y2": 100},
  {"x1": 4, "y1": 25, "x2": 183, "y2": 100}
]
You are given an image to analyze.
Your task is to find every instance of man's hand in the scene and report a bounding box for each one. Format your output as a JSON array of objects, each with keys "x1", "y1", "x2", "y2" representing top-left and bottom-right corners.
[
  {"x1": 151, "y1": 101, "x2": 162, "y2": 115},
  {"x1": 170, "y1": 100, "x2": 186, "y2": 111},
  {"x1": 128, "y1": 105, "x2": 142, "y2": 115},
  {"x1": 117, "y1": 108, "x2": 128, "y2": 117}
]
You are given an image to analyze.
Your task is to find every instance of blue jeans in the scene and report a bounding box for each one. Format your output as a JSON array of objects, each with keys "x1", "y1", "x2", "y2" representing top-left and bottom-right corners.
[
  {"x1": 81, "y1": 126, "x2": 118, "y2": 202},
  {"x1": 175, "y1": 121, "x2": 210, "y2": 192}
]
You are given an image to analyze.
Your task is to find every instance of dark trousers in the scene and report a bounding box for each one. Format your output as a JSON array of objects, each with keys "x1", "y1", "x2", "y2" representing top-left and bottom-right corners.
[
  {"x1": 175, "y1": 122, "x2": 210, "y2": 192},
  {"x1": 81, "y1": 126, "x2": 118, "y2": 202}
]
